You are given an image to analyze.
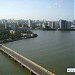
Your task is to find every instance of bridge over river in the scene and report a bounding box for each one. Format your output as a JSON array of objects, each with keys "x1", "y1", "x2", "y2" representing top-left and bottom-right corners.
[{"x1": 0, "y1": 44, "x2": 55, "y2": 75}]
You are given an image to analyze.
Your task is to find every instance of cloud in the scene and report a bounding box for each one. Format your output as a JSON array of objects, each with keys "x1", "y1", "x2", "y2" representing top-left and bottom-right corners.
[{"x1": 47, "y1": 0, "x2": 64, "y2": 9}]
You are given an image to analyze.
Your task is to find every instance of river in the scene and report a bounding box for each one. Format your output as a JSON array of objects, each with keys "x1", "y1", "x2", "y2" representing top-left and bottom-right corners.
[{"x1": 0, "y1": 30, "x2": 75, "y2": 75}]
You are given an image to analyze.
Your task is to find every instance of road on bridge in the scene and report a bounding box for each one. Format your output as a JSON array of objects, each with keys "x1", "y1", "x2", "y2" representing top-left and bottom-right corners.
[{"x1": 0, "y1": 44, "x2": 55, "y2": 75}]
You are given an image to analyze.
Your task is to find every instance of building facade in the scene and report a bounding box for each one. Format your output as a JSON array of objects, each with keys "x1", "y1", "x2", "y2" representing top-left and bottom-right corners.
[{"x1": 59, "y1": 20, "x2": 71, "y2": 29}]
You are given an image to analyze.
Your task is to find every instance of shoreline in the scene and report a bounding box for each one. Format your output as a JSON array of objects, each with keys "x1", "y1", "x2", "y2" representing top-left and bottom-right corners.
[
  {"x1": 0, "y1": 34, "x2": 38, "y2": 44},
  {"x1": 32, "y1": 28, "x2": 75, "y2": 31}
]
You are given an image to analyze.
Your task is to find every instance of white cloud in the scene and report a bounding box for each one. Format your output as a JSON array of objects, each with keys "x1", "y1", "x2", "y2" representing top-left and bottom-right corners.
[{"x1": 47, "y1": 0, "x2": 64, "y2": 9}]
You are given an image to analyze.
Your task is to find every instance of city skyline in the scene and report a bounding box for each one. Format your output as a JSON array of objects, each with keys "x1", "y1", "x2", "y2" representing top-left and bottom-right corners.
[{"x1": 0, "y1": 0, "x2": 74, "y2": 21}]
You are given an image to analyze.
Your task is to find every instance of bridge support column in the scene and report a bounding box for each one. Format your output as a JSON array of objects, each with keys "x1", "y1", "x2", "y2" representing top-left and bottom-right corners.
[
  {"x1": 8, "y1": 55, "x2": 12, "y2": 58},
  {"x1": 4, "y1": 52, "x2": 7, "y2": 55},
  {"x1": 20, "y1": 64, "x2": 26, "y2": 68},
  {"x1": 30, "y1": 70, "x2": 36, "y2": 75},
  {"x1": 21, "y1": 65, "x2": 26, "y2": 68},
  {"x1": 14, "y1": 59, "x2": 18, "y2": 63},
  {"x1": 30, "y1": 70, "x2": 32, "y2": 75}
]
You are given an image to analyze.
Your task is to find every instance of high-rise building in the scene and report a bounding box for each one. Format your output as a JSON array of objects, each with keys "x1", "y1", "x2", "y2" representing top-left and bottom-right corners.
[
  {"x1": 48, "y1": 21, "x2": 50, "y2": 26},
  {"x1": 47, "y1": 21, "x2": 52, "y2": 28},
  {"x1": 51, "y1": 21, "x2": 55, "y2": 29},
  {"x1": 67, "y1": 21, "x2": 71, "y2": 29},
  {"x1": 22, "y1": 24, "x2": 24, "y2": 28},
  {"x1": 48, "y1": 21, "x2": 57, "y2": 29},
  {"x1": 73, "y1": 20, "x2": 75, "y2": 25},
  {"x1": 59, "y1": 20, "x2": 71, "y2": 29},
  {"x1": 42, "y1": 20, "x2": 45, "y2": 28},
  {"x1": 28, "y1": 19, "x2": 31, "y2": 27}
]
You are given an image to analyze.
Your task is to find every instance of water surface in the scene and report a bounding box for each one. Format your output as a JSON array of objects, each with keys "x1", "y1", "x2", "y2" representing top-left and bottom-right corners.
[{"x1": 0, "y1": 30, "x2": 75, "y2": 75}]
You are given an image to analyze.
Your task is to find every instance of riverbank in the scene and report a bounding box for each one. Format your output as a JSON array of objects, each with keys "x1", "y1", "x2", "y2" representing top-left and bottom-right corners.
[
  {"x1": 0, "y1": 33, "x2": 38, "y2": 44},
  {"x1": 42, "y1": 29, "x2": 75, "y2": 31},
  {"x1": 0, "y1": 29, "x2": 38, "y2": 44}
]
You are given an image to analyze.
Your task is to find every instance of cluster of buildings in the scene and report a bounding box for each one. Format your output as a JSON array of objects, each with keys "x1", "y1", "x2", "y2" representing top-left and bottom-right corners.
[
  {"x1": 59, "y1": 20, "x2": 72, "y2": 30},
  {"x1": 0, "y1": 19, "x2": 75, "y2": 30}
]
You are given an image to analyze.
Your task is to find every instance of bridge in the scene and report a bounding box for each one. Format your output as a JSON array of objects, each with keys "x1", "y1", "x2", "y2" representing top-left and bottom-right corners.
[{"x1": 0, "y1": 44, "x2": 55, "y2": 75}]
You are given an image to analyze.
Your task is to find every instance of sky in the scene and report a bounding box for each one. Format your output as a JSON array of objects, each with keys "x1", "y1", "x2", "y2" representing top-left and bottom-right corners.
[{"x1": 0, "y1": 0, "x2": 74, "y2": 21}]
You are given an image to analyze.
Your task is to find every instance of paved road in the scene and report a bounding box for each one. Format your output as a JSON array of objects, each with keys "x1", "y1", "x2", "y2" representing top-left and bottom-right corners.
[{"x1": 0, "y1": 44, "x2": 55, "y2": 75}]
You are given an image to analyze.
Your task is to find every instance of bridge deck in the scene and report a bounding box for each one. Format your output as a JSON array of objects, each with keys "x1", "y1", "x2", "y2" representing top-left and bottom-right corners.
[{"x1": 0, "y1": 44, "x2": 55, "y2": 75}]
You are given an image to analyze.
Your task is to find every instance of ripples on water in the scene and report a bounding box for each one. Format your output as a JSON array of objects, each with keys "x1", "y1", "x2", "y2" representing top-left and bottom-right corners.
[{"x1": 0, "y1": 30, "x2": 75, "y2": 75}]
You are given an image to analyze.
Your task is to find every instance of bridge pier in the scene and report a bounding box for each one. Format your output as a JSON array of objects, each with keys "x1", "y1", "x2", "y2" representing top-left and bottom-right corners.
[
  {"x1": 0, "y1": 49, "x2": 7, "y2": 55},
  {"x1": 0, "y1": 49, "x2": 3, "y2": 53},
  {"x1": 30, "y1": 70, "x2": 36, "y2": 75},
  {"x1": 8, "y1": 55, "x2": 12, "y2": 58},
  {"x1": 4, "y1": 52, "x2": 7, "y2": 55},
  {"x1": 21, "y1": 65, "x2": 26, "y2": 68},
  {"x1": 0, "y1": 49, "x2": 3, "y2": 52},
  {"x1": 14, "y1": 60, "x2": 18, "y2": 62}
]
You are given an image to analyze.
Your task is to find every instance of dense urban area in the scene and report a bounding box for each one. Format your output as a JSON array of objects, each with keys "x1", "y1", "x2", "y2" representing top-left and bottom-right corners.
[{"x1": 0, "y1": 19, "x2": 75, "y2": 43}]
